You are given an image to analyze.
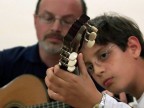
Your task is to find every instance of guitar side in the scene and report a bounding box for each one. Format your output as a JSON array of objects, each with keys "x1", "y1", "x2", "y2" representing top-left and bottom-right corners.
[{"x1": 0, "y1": 74, "x2": 49, "y2": 108}]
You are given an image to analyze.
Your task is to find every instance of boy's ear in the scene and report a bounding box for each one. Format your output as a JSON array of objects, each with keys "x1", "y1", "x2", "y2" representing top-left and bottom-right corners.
[{"x1": 127, "y1": 36, "x2": 141, "y2": 58}]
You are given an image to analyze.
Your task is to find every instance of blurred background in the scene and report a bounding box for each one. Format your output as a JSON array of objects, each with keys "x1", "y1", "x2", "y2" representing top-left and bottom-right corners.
[{"x1": 0, "y1": 0, "x2": 144, "y2": 50}]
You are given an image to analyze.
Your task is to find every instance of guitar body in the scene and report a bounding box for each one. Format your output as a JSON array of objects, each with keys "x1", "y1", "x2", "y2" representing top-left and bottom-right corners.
[{"x1": 0, "y1": 74, "x2": 49, "y2": 108}]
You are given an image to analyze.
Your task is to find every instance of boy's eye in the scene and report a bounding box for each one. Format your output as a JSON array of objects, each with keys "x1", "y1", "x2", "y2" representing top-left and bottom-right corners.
[
  {"x1": 98, "y1": 51, "x2": 110, "y2": 61},
  {"x1": 87, "y1": 64, "x2": 94, "y2": 73}
]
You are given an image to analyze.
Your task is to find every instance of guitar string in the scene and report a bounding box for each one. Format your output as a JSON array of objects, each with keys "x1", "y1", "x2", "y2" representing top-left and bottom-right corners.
[{"x1": 27, "y1": 101, "x2": 70, "y2": 108}]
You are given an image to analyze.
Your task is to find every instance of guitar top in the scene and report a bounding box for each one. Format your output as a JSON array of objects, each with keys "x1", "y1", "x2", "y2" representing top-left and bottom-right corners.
[{"x1": 0, "y1": 74, "x2": 70, "y2": 108}]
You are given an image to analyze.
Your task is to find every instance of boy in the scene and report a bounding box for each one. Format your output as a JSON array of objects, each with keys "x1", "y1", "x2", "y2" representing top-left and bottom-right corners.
[{"x1": 45, "y1": 13, "x2": 144, "y2": 108}]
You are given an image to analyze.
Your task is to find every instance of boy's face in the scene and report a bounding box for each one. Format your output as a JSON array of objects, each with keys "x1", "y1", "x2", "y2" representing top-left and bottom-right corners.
[{"x1": 81, "y1": 40, "x2": 139, "y2": 94}]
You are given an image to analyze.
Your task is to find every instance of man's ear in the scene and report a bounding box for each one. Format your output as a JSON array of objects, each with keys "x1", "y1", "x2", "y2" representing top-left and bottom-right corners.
[
  {"x1": 127, "y1": 36, "x2": 141, "y2": 58},
  {"x1": 33, "y1": 14, "x2": 38, "y2": 29}
]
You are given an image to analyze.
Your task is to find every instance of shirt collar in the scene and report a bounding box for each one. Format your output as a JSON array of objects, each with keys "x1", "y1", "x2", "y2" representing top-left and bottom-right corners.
[{"x1": 24, "y1": 43, "x2": 42, "y2": 63}]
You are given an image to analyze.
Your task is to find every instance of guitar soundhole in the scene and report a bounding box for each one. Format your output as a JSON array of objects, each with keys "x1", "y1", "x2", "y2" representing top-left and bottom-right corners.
[{"x1": 4, "y1": 102, "x2": 25, "y2": 108}]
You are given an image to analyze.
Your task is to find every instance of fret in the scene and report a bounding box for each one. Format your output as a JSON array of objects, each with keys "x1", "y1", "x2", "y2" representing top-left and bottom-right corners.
[{"x1": 27, "y1": 101, "x2": 70, "y2": 108}]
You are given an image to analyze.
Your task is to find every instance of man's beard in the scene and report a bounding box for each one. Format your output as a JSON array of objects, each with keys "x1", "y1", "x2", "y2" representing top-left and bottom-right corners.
[
  {"x1": 39, "y1": 40, "x2": 63, "y2": 55},
  {"x1": 39, "y1": 32, "x2": 64, "y2": 55}
]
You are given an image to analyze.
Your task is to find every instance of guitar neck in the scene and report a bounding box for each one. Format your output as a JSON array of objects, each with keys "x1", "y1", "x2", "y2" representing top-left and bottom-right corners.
[{"x1": 28, "y1": 101, "x2": 71, "y2": 108}]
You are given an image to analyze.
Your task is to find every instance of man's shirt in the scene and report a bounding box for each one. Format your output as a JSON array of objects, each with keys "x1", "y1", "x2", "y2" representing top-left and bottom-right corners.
[{"x1": 0, "y1": 44, "x2": 47, "y2": 87}]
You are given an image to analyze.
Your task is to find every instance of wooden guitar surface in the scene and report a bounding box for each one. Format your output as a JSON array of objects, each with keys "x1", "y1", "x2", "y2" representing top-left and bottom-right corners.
[{"x1": 0, "y1": 74, "x2": 49, "y2": 108}]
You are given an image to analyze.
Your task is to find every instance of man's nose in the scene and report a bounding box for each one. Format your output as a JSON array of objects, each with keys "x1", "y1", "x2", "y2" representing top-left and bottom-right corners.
[{"x1": 51, "y1": 19, "x2": 62, "y2": 32}]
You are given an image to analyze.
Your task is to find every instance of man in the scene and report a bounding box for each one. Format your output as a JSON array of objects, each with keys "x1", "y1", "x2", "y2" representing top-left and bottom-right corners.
[
  {"x1": 0, "y1": 0, "x2": 87, "y2": 88},
  {"x1": 0, "y1": 0, "x2": 127, "y2": 105},
  {"x1": 45, "y1": 13, "x2": 144, "y2": 108}
]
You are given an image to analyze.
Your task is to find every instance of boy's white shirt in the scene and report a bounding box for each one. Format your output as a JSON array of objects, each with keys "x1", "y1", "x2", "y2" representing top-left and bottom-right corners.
[
  {"x1": 103, "y1": 93, "x2": 144, "y2": 108},
  {"x1": 103, "y1": 94, "x2": 131, "y2": 108},
  {"x1": 101, "y1": 93, "x2": 144, "y2": 108},
  {"x1": 137, "y1": 92, "x2": 144, "y2": 108}
]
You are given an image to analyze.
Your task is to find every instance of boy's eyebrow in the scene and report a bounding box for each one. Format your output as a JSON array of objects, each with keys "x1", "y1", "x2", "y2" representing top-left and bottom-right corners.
[
  {"x1": 94, "y1": 46, "x2": 107, "y2": 55},
  {"x1": 83, "y1": 47, "x2": 104, "y2": 64}
]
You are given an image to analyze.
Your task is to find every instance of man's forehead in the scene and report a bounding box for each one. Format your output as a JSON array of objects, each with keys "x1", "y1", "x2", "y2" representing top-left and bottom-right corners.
[
  {"x1": 39, "y1": 0, "x2": 82, "y2": 17},
  {"x1": 39, "y1": 0, "x2": 81, "y2": 10}
]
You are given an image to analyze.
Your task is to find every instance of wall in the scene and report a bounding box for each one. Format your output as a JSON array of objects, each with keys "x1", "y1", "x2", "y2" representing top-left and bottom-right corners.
[{"x1": 0, "y1": 0, "x2": 144, "y2": 50}]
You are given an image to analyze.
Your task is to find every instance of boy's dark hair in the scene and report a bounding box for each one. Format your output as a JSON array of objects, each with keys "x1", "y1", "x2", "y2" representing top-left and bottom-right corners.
[
  {"x1": 90, "y1": 12, "x2": 144, "y2": 57},
  {"x1": 35, "y1": 0, "x2": 87, "y2": 15}
]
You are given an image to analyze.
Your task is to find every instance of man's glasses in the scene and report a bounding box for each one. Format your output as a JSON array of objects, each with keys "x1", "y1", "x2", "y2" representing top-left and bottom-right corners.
[
  {"x1": 37, "y1": 12, "x2": 76, "y2": 27},
  {"x1": 86, "y1": 45, "x2": 115, "y2": 73}
]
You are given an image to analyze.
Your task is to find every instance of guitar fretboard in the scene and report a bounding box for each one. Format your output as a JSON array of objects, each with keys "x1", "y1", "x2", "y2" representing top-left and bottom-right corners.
[{"x1": 28, "y1": 101, "x2": 70, "y2": 108}]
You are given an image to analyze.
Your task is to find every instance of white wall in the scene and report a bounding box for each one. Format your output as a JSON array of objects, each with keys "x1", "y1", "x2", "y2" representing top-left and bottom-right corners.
[{"x1": 0, "y1": 0, "x2": 144, "y2": 50}]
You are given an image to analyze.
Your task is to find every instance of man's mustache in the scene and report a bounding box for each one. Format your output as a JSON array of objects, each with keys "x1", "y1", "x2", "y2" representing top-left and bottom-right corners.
[{"x1": 43, "y1": 32, "x2": 64, "y2": 41}]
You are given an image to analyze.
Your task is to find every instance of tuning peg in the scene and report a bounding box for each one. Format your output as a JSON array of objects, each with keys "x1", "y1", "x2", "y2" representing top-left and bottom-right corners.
[
  {"x1": 59, "y1": 62, "x2": 76, "y2": 72},
  {"x1": 85, "y1": 23, "x2": 98, "y2": 32},
  {"x1": 89, "y1": 32, "x2": 97, "y2": 41},
  {"x1": 69, "y1": 52, "x2": 78, "y2": 60},
  {"x1": 91, "y1": 26, "x2": 98, "y2": 32},
  {"x1": 67, "y1": 66, "x2": 76, "y2": 72},
  {"x1": 68, "y1": 59, "x2": 77, "y2": 67},
  {"x1": 87, "y1": 40, "x2": 95, "y2": 48},
  {"x1": 84, "y1": 31, "x2": 96, "y2": 48}
]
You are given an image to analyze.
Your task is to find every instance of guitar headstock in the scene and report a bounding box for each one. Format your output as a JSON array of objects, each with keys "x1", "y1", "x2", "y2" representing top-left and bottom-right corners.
[{"x1": 59, "y1": 14, "x2": 98, "y2": 73}]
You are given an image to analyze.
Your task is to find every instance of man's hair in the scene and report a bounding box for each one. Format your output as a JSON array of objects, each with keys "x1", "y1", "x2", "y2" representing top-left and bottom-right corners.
[
  {"x1": 34, "y1": 0, "x2": 87, "y2": 15},
  {"x1": 90, "y1": 12, "x2": 144, "y2": 57}
]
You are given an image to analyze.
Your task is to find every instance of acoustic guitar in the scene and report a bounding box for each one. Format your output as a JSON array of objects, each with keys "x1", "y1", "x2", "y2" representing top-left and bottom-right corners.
[
  {"x1": 0, "y1": 74, "x2": 70, "y2": 108},
  {"x1": 0, "y1": 14, "x2": 93, "y2": 108}
]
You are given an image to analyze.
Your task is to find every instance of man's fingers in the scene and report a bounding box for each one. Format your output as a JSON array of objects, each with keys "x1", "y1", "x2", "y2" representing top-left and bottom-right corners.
[{"x1": 45, "y1": 66, "x2": 69, "y2": 94}]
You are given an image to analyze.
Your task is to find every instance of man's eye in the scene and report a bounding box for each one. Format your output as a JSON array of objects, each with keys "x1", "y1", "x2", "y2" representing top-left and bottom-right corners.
[
  {"x1": 61, "y1": 19, "x2": 74, "y2": 25},
  {"x1": 45, "y1": 16, "x2": 54, "y2": 21},
  {"x1": 42, "y1": 14, "x2": 54, "y2": 21},
  {"x1": 62, "y1": 20, "x2": 71, "y2": 24}
]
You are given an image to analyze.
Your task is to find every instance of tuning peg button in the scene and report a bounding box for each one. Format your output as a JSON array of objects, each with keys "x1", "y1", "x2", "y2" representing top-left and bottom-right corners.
[
  {"x1": 89, "y1": 32, "x2": 96, "y2": 41},
  {"x1": 67, "y1": 66, "x2": 76, "y2": 72},
  {"x1": 87, "y1": 40, "x2": 95, "y2": 48},
  {"x1": 91, "y1": 26, "x2": 98, "y2": 32},
  {"x1": 59, "y1": 62, "x2": 76, "y2": 72},
  {"x1": 69, "y1": 52, "x2": 78, "y2": 60},
  {"x1": 68, "y1": 59, "x2": 77, "y2": 67}
]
